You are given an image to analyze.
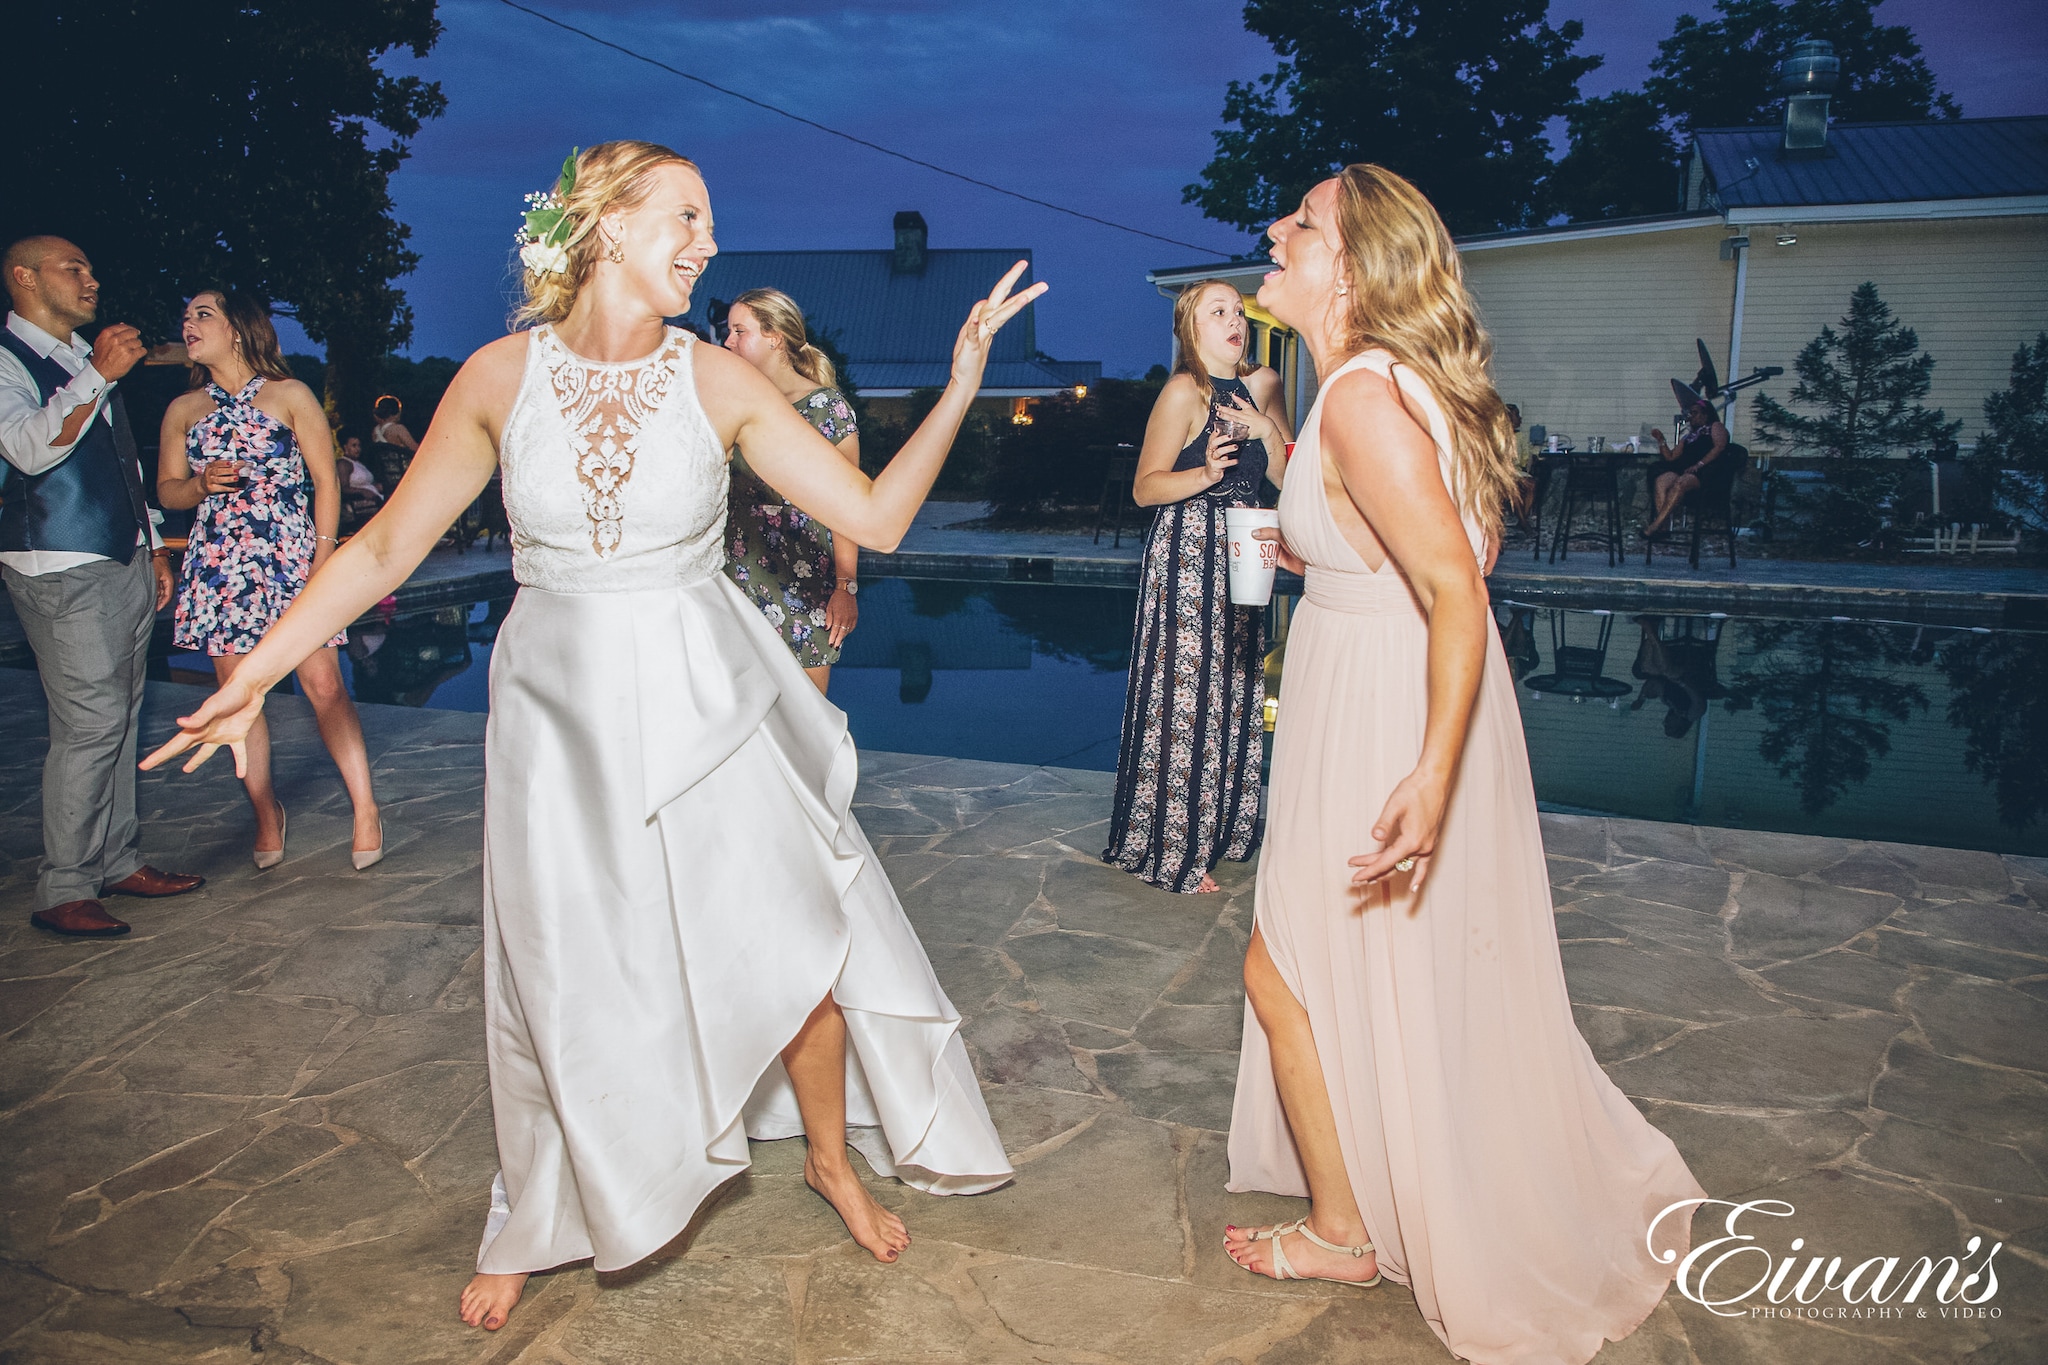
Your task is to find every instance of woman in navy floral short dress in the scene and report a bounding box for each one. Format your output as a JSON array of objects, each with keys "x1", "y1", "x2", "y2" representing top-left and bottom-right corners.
[
  {"x1": 158, "y1": 290, "x2": 383, "y2": 871},
  {"x1": 720, "y1": 288, "x2": 863, "y2": 693}
]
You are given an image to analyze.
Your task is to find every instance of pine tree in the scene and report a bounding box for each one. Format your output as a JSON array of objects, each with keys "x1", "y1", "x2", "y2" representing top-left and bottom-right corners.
[
  {"x1": 1750, "y1": 283, "x2": 1961, "y2": 551},
  {"x1": 1966, "y1": 333, "x2": 2048, "y2": 533},
  {"x1": 1184, "y1": 0, "x2": 1598, "y2": 238}
]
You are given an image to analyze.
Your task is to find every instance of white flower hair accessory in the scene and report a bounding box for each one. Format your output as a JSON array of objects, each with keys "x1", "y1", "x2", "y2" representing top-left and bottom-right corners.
[{"x1": 517, "y1": 149, "x2": 580, "y2": 276}]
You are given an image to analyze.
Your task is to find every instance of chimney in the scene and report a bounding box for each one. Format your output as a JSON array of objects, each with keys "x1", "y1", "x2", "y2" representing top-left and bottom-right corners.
[
  {"x1": 1777, "y1": 39, "x2": 1840, "y2": 153},
  {"x1": 892, "y1": 211, "x2": 928, "y2": 275}
]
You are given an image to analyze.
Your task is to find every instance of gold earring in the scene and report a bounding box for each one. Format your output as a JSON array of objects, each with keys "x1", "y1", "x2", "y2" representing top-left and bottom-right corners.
[{"x1": 606, "y1": 237, "x2": 624, "y2": 263}]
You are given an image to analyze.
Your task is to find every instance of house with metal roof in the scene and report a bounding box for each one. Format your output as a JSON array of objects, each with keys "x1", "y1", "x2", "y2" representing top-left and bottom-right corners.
[
  {"x1": 1148, "y1": 59, "x2": 2047, "y2": 460},
  {"x1": 677, "y1": 212, "x2": 1099, "y2": 423}
]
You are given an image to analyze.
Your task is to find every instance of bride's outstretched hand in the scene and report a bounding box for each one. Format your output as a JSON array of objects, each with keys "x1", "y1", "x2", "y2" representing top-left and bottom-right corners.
[
  {"x1": 950, "y1": 260, "x2": 1049, "y2": 387},
  {"x1": 139, "y1": 676, "x2": 266, "y2": 778}
]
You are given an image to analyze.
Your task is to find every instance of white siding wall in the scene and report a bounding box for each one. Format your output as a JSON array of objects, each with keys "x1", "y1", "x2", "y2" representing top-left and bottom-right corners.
[
  {"x1": 1182, "y1": 210, "x2": 2047, "y2": 456},
  {"x1": 1460, "y1": 225, "x2": 1735, "y2": 448},
  {"x1": 1733, "y1": 215, "x2": 2048, "y2": 451}
]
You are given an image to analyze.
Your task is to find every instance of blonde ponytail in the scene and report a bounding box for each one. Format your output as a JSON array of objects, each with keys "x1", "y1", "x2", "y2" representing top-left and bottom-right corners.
[{"x1": 731, "y1": 288, "x2": 836, "y2": 389}]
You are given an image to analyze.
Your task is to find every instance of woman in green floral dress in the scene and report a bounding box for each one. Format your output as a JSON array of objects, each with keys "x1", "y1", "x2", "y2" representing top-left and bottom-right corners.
[{"x1": 721, "y1": 288, "x2": 861, "y2": 692}]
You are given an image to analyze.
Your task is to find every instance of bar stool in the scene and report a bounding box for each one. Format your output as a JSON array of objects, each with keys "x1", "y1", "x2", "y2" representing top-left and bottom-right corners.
[
  {"x1": 1644, "y1": 447, "x2": 1747, "y2": 569},
  {"x1": 1520, "y1": 455, "x2": 1560, "y2": 561},
  {"x1": 1549, "y1": 454, "x2": 1623, "y2": 566}
]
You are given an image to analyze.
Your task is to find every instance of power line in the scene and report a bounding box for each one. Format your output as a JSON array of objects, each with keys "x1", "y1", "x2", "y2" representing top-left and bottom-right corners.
[{"x1": 493, "y1": 0, "x2": 1233, "y2": 259}]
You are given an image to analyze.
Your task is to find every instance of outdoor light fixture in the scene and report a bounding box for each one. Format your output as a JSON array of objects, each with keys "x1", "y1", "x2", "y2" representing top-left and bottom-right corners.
[
  {"x1": 1776, "y1": 231, "x2": 1798, "y2": 246},
  {"x1": 1073, "y1": 384, "x2": 1088, "y2": 399},
  {"x1": 1011, "y1": 397, "x2": 1034, "y2": 426}
]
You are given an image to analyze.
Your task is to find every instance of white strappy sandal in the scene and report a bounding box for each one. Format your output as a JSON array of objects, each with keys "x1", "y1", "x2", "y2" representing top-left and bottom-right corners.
[{"x1": 1238, "y1": 1219, "x2": 1383, "y2": 1286}]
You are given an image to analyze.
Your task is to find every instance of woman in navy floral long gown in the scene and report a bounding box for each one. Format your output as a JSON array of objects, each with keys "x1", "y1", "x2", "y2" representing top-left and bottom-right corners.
[
  {"x1": 158, "y1": 290, "x2": 382, "y2": 870},
  {"x1": 1104, "y1": 281, "x2": 1292, "y2": 894}
]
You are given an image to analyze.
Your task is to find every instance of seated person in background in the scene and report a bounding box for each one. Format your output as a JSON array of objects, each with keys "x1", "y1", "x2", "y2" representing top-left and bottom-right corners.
[
  {"x1": 1645, "y1": 398, "x2": 1732, "y2": 538},
  {"x1": 334, "y1": 434, "x2": 384, "y2": 533},
  {"x1": 365, "y1": 394, "x2": 417, "y2": 493}
]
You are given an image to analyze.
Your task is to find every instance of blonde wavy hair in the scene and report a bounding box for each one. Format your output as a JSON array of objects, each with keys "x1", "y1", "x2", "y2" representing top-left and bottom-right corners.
[
  {"x1": 1333, "y1": 163, "x2": 1520, "y2": 541},
  {"x1": 730, "y1": 288, "x2": 837, "y2": 389},
  {"x1": 1171, "y1": 279, "x2": 1257, "y2": 403},
  {"x1": 513, "y1": 140, "x2": 701, "y2": 328}
]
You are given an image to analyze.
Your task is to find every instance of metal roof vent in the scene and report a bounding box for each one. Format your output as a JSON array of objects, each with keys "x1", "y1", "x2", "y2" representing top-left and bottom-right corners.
[
  {"x1": 893, "y1": 211, "x2": 928, "y2": 275},
  {"x1": 1778, "y1": 39, "x2": 1840, "y2": 152}
]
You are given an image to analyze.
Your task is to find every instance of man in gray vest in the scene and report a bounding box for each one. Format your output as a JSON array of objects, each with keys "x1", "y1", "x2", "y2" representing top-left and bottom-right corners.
[{"x1": 1, "y1": 235, "x2": 204, "y2": 935}]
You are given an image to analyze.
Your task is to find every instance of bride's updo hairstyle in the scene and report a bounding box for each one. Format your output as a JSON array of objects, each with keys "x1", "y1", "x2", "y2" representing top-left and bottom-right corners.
[
  {"x1": 731, "y1": 288, "x2": 837, "y2": 389},
  {"x1": 515, "y1": 140, "x2": 701, "y2": 328},
  {"x1": 1333, "y1": 163, "x2": 1520, "y2": 541}
]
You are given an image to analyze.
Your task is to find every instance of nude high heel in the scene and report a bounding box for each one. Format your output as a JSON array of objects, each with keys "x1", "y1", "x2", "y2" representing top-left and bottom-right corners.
[
  {"x1": 351, "y1": 815, "x2": 384, "y2": 872},
  {"x1": 254, "y1": 802, "x2": 286, "y2": 871}
]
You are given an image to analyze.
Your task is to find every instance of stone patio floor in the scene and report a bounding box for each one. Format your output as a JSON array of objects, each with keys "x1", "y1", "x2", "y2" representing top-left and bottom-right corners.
[{"x1": 0, "y1": 671, "x2": 2044, "y2": 1364}]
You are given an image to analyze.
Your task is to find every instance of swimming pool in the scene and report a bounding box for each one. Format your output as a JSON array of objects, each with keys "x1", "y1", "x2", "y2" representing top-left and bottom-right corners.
[{"x1": 169, "y1": 576, "x2": 2047, "y2": 856}]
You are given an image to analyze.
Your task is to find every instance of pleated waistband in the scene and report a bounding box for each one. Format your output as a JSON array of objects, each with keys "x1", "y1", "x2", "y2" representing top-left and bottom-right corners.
[{"x1": 1302, "y1": 566, "x2": 1423, "y2": 617}]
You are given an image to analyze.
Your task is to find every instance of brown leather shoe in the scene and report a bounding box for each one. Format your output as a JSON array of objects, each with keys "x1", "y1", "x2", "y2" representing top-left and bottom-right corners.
[
  {"x1": 31, "y1": 900, "x2": 131, "y2": 937},
  {"x1": 103, "y1": 866, "x2": 205, "y2": 899}
]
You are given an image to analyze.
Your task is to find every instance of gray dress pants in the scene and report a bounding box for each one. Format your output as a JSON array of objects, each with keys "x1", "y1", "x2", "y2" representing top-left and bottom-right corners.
[{"x1": 2, "y1": 554, "x2": 154, "y2": 909}]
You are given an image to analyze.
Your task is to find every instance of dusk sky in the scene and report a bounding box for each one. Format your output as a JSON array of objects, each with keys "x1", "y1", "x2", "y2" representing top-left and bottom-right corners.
[{"x1": 307, "y1": 0, "x2": 2046, "y2": 377}]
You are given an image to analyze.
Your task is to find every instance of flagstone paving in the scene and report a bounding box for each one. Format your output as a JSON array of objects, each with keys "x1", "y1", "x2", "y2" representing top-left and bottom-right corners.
[{"x1": 0, "y1": 670, "x2": 2042, "y2": 1364}]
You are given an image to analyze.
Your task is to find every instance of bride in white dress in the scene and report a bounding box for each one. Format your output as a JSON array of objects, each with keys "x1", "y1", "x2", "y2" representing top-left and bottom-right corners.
[{"x1": 142, "y1": 141, "x2": 1046, "y2": 1332}]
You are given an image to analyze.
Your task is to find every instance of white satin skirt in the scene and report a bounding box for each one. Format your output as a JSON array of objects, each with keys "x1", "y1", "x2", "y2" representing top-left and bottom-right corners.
[{"x1": 474, "y1": 574, "x2": 1012, "y2": 1275}]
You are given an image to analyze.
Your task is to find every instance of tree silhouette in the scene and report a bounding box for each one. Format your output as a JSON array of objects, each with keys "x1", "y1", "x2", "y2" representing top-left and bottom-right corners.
[
  {"x1": 1731, "y1": 620, "x2": 1926, "y2": 815},
  {"x1": 1937, "y1": 632, "x2": 2048, "y2": 831},
  {"x1": 1751, "y1": 283, "x2": 1961, "y2": 551},
  {"x1": 1645, "y1": 0, "x2": 1957, "y2": 141},
  {"x1": 1550, "y1": 92, "x2": 1680, "y2": 222},
  {"x1": 1549, "y1": 0, "x2": 1956, "y2": 223},
  {"x1": 7, "y1": 1, "x2": 445, "y2": 439},
  {"x1": 1185, "y1": 0, "x2": 1597, "y2": 237}
]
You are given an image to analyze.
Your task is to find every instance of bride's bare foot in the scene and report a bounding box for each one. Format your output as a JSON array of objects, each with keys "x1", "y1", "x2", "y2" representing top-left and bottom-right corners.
[
  {"x1": 1224, "y1": 1218, "x2": 1379, "y2": 1283},
  {"x1": 459, "y1": 1272, "x2": 528, "y2": 1331},
  {"x1": 805, "y1": 1151, "x2": 910, "y2": 1262}
]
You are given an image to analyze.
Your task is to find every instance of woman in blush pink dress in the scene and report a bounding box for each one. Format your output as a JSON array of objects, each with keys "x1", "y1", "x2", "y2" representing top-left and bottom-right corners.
[{"x1": 1220, "y1": 164, "x2": 1705, "y2": 1365}]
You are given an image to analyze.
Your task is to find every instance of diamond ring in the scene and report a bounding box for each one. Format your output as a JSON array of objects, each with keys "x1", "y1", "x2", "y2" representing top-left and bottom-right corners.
[{"x1": 1395, "y1": 857, "x2": 1416, "y2": 872}]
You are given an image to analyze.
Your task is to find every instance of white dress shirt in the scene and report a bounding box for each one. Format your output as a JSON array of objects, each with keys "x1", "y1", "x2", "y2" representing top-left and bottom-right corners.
[{"x1": 0, "y1": 311, "x2": 162, "y2": 576}]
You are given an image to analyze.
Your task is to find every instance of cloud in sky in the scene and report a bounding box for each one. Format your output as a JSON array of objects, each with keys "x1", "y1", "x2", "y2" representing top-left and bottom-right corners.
[{"x1": 349, "y1": 0, "x2": 2043, "y2": 377}]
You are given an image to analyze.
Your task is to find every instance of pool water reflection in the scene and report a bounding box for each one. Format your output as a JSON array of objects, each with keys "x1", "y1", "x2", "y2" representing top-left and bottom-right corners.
[{"x1": 171, "y1": 577, "x2": 2045, "y2": 856}]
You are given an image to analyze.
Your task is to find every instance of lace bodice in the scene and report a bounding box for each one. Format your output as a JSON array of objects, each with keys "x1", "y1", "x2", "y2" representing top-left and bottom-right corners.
[{"x1": 500, "y1": 325, "x2": 728, "y2": 593}]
